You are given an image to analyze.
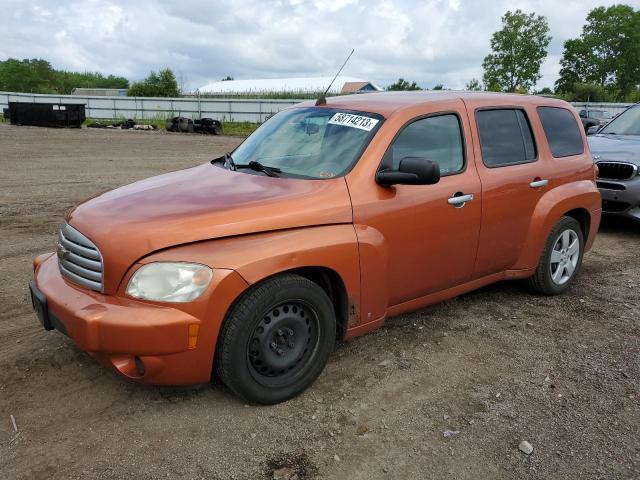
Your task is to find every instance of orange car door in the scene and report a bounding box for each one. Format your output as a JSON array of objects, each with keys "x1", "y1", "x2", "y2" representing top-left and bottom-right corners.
[
  {"x1": 467, "y1": 104, "x2": 551, "y2": 278},
  {"x1": 350, "y1": 106, "x2": 482, "y2": 307}
]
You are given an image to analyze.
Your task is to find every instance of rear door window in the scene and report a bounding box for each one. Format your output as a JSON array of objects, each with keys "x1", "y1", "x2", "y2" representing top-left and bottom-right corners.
[
  {"x1": 476, "y1": 109, "x2": 537, "y2": 167},
  {"x1": 537, "y1": 107, "x2": 584, "y2": 158}
]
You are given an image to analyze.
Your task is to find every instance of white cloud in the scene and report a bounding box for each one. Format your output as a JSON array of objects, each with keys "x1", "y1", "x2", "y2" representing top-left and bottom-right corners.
[{"x1": 0, "y1": 0, "x2": 629, "y2": 90}]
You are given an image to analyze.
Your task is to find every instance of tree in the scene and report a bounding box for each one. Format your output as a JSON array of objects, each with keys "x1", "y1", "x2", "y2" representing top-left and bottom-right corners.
[
  {"x1": 535, "y1": 87, "x2": 554, "y2": 96},
  {"x1": 386, "y1": 78, "x2": 421, "y2": 91},
  {"x1": 465, "y1": 78, "x2": 483, "y2": 91},
  {"x1": 432, "y1": 84, "x2": 445, "y2": 90},
  {"x1": 128, "y1": 68, "x2": 180, "y2": 97},
  {"x1": 482, "y1": 10, "x2": 551, "y2": 92},
  {"x1": 555, "y1": 5, "x2": 640, "y2": 95},
  {"x1": 0, "y1": 59, "x2": 50, "y2": 93},
  {"x1": 221, "y1": 75, "x2": 234, "y2": 81}
]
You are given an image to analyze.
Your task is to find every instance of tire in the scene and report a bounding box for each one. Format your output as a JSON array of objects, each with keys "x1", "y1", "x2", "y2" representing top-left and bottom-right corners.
[
  {"x1": 527, "y1": 216, "x2": 584, "y2": 295},
  {"x1": 215, "y1": 274, "x2": 336, "y2": 404}
]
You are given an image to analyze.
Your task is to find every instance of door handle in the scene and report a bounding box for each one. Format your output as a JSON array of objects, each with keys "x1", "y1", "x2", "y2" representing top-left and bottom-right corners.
[
  {"x1": 447, "y1": 193, "x2": 474, "y2": 207},
  {"x1": 529, "y1": 179, "x2": 549, "y2": 188}
]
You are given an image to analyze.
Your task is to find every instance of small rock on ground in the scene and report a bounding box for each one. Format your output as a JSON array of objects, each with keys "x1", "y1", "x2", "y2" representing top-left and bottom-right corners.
[{"x1": 519, "y1": 440, "x2": 534, "y2": 455}]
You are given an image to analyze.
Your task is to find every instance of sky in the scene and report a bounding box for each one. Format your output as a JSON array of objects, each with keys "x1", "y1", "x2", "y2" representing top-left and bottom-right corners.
[{"x1": 0, "y1": 0, "x2": 636, "y2": 91}]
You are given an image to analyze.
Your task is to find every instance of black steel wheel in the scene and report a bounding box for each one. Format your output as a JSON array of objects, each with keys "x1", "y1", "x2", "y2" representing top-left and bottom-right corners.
[
  {"x1": 216, "y1": 274, "x2": 336, "y2": 404},
  {"x1": 247, "y1": 301, "x2": 319, "y2": 387}
]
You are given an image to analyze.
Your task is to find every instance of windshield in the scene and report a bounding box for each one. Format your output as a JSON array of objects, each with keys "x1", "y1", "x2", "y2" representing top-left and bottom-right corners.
[
  {"x1": 599, "y1": 106, "x2": 640, "y2": 135},
  {"x1": 588, "y1": 110, "x2": 611, "y2": 119},
  {"x1": 228, "y1": 107, "x2": 383, "y2": 179}
]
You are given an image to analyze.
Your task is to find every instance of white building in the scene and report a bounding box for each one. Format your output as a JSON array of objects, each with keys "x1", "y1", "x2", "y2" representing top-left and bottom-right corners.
[{"x1": 199, "y1": 77, "x2": 382, "y2": 95}]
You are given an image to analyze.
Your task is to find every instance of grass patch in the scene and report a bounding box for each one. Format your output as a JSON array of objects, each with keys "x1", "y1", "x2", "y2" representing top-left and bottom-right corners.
[
  {"x1": 83, "y1": 116, "x2": 165, "y2": 129},
  {"x1": 222, "y1": 121, "x2": 260, "y2": 136},
  {"x1": 82, "y1": 116, "x2": 258, "y2": 137}
]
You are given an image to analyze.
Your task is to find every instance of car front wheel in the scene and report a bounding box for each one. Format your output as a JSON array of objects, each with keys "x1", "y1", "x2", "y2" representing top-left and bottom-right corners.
[{"x1": 215, "y1": 273, "x2": 336, "y2": 404}]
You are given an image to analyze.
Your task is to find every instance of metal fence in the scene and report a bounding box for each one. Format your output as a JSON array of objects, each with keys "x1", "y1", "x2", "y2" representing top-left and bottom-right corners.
[
  {"x1": 1, "y1": 91, "x2": 635, "y2": 124},
  {"x1": 0, "y1": 91, "x2": 301, "y2": 123},
  {"x1": 570, "y1": 102, "x2": 634, "y2": 117}
]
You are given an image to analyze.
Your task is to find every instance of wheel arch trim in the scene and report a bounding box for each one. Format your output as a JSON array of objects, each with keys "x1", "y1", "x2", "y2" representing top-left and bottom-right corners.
[{"x1": 514, "y1": 181, "x2": 600, "y2": 270}]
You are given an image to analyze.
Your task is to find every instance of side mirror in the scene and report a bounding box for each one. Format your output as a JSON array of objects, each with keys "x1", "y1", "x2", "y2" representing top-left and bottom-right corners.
[
  {"x1": 587, "y1": 125, "x2": 600, "y2": 136},
  {"x1": 376, "y1": 157, "x2": 441, "y2": 187}
]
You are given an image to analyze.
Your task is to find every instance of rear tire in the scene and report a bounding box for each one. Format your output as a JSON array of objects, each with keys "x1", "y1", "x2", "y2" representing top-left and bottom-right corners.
[
  {"x1": 527, "y1": 216, "x2": 584, "y2": 295},
  {"x1": 215, "y1": 274, "x2": 336, "y2": 404}
]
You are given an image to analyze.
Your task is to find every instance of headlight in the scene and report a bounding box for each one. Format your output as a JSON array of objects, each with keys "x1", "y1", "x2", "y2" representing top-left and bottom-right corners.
[{"x1": 126, "y1": 262, "x2": 213, "y2": 302}]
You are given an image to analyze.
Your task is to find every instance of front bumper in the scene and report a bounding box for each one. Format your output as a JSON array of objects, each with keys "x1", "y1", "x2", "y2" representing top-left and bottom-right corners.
[
  {"x1": 597, "y1": 174, "x2": 640, "y2": 222},
  {"x1": 31, "y1": 253, "x2": 248, "y2": 385}
]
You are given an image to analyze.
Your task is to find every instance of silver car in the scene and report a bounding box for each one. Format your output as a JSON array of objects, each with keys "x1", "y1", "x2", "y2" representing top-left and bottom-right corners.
[{"x1": 589, "y1": 104, "x2": 640, "y2": 221}]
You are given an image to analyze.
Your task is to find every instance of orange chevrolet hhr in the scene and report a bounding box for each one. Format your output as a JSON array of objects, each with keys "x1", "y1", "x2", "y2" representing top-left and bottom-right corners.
[{"x1": 30, "y1": 92, "x2": 601, "y2": 404}]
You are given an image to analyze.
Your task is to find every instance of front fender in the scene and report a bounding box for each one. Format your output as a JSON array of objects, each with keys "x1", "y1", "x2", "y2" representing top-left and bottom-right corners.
[
  {"x1": 134, "y1": 224, "x2": 362, "y2": 323},
  {"x1": 514, "y1": 180, "x2": 601, "y2": 270}
]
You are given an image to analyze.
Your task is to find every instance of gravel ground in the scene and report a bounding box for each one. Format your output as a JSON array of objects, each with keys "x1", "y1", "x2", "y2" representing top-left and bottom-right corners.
[{"x1": 0, "y1": 124, "x2": 639, "y2": 480}]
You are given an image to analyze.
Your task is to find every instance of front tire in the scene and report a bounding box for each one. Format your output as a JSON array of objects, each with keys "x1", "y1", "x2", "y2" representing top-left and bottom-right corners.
[
  {"x1": 215, "y1": 274, "x2": 336, "y2": 404},
  {"x1": 527, "y1": 216, "x2": 584, "y2": 295}
]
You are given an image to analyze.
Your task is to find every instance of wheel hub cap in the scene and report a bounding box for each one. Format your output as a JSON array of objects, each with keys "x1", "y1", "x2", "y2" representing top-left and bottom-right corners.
[
  {"x1": 550, "y1": 229, "x2": 580, "y2": 286},
  {"x1": 248, "y1": 302, "x2": 316, "y2": 379}
]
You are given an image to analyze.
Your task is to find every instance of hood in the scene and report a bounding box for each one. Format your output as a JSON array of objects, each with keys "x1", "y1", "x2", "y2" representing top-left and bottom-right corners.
[
  {"x1": 67, "y1": 163, "x2": 353, "y2": 292},
  {"x1": 588, "y1": 134, "x2": 640, "y2": 166}
]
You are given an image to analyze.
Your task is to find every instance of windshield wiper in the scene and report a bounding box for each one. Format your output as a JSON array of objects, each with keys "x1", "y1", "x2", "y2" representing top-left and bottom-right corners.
[{"x1": 235, "y1": 160, "x2": 282, "y2": 177}]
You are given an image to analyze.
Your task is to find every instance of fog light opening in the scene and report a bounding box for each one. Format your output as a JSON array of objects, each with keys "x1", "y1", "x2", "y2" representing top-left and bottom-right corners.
[{"x1": 134, "y1": 356, "x2": 146, "y2": 377}]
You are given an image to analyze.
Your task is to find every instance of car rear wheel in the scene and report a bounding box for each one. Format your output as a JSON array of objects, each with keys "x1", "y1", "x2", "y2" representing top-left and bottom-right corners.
[
  {"x1": 215, "y1": 273, "x2": 336, "y2": 404},
  {"x1": 527, "y1": 216, "x2": 584, "y2": 295}
]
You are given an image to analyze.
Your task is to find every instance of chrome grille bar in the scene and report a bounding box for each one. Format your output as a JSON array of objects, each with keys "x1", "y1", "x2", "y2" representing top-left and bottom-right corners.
[{"x1": 57, "y1": 223, "x2": 103, "y2": 292}]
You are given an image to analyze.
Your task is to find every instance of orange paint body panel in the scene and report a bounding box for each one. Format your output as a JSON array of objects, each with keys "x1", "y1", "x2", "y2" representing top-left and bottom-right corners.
[
  {"x1": 31, "y1": 92, "x2": 601, "y2": 386},
  {"x1": 33, "y1": 253, "x2": 248, "y2": 384}
]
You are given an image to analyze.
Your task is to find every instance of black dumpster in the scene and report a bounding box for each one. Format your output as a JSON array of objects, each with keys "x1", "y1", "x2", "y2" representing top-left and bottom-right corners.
[{"x1": 7, "y1": 102, "x2": 86, "y2": 128}]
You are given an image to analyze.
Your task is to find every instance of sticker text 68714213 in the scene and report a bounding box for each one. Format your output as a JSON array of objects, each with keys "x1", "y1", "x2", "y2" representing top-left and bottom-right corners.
[{"x1": 328, "y1": 113, "x2": 379, "y2": 132}]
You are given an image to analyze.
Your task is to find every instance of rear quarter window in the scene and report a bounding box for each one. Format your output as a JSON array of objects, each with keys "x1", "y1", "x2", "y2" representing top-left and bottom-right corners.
[{"x1": 537, "y1": 107, "x2": 584, "y2": 158}]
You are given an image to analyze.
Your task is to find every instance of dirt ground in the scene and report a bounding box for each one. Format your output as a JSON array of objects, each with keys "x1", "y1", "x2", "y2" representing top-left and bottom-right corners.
[{"x1": 0, "y1": 123, "x2": 639, "y2": 480}]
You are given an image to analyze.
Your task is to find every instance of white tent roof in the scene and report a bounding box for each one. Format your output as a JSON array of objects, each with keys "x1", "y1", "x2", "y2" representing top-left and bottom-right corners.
[{"x1": 199, "y1": 76, "x2": 381, "y2": 94}]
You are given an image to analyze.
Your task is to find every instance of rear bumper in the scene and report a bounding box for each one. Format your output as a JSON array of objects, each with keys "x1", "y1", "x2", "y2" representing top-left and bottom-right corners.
[
  {"x1": 32, "y1": 253, "x2": 248, "y2": 385},
  {"x1": 598, "y1": 175, "x2": 640, "y2": 221}
]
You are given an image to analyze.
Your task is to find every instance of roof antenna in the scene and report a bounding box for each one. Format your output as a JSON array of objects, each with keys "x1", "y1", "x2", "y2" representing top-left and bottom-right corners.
[{"x1": 315, "y1": 49, "x2": 355, "y2": 106}]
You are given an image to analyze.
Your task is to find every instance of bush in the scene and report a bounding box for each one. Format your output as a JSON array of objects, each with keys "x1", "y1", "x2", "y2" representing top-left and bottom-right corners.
[{"x1": 128, "y1": 69, "x2": 180, "y2": 97}]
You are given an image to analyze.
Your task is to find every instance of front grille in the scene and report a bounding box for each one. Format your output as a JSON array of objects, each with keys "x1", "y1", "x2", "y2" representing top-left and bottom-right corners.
[
  {"x1": 597, "y1": 162, "x2": 638, "y2": 180},
  {"x1": 57, "y1": 223, "x2": 103, "y2": 292}
]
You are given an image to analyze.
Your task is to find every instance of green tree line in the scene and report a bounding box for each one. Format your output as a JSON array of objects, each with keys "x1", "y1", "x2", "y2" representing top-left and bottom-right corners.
[{"x1": 0, "y1": 58, "x2": 129, "y2": 94}]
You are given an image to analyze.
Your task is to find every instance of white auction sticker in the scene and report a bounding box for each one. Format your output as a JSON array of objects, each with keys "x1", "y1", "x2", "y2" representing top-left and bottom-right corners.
[{"x1": 328, "y1": 112, "x2": 379, "y2": 131}]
